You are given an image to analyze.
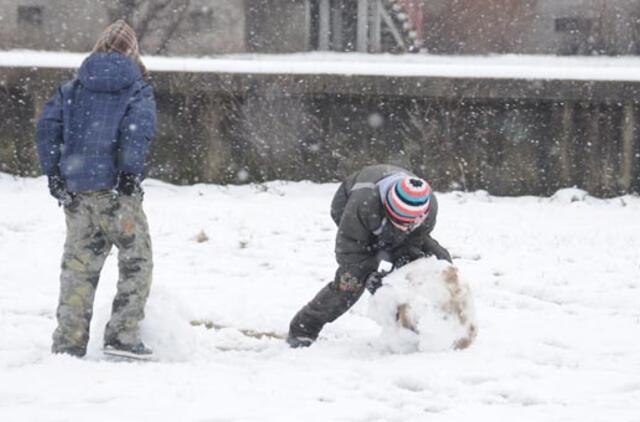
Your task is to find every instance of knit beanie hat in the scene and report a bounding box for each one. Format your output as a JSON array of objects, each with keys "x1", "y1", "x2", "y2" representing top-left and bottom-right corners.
[
  {"x1": 384, "y1": 176, "x2": 432, "y2": 229},
  {"x1": 92, "y1": 20, "x2": 148, "y2": 77}
]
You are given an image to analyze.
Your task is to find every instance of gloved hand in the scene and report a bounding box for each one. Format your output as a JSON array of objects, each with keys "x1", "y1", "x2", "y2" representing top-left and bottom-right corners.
[
  {"x1": 394, "y1": 246, "x2": 425, "y2": 268},
  {"x1": 116, "y1": 172, "x2": 142, "y2": 196},
  {"x1": 47, "y1": 174, "x2": 75, "y2": 207},
  {"x1": 424, "y1": 236, "x2": 452, "y2": 263},
  {"x1": 365, "y1": 271, "x2": 385, "y2": 295}
]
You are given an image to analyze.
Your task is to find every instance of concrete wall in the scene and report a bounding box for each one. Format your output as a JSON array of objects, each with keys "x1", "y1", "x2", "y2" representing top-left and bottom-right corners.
[{"x1": 1, "y1": 66, "x2": 639, "y2": 197}]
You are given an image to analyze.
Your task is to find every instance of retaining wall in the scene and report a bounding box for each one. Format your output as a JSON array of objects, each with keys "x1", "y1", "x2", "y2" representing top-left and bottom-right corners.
[{"x1": 1, "y1": 61, "x2": 639, "y2": 196}]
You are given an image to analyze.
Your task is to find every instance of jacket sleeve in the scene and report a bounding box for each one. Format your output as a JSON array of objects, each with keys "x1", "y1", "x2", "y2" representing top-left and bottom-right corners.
[
  {"x1": 334, "y1": 190, "x2": 382, "y2": 280},
  {"x1": 117, "y1": 82, "x2": 157, "y2": 177},
  {"x1": 35, "y1": 87, "x2": 64, "y2": 176}
]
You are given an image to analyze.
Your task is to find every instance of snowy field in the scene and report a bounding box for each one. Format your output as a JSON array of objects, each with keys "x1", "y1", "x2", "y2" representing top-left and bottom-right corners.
[{"x1": 1, "y1": 173, "x2": 639, "y2": 422}]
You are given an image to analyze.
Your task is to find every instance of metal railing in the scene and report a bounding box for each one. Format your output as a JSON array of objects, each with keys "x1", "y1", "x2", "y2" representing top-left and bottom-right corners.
[{"x1": 310, "y1": 0, "x2": 421, "y2": 53}]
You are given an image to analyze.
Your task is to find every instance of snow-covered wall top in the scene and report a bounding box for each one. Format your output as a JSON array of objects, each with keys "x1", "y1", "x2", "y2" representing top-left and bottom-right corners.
[{"x1": 3, "y1": 50, "x2": 640, "y2": 82}]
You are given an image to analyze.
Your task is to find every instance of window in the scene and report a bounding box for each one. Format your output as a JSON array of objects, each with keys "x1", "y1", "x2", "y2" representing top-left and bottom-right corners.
[
  {"x1": 17, "y1": 5, "x2": 43, "y2": 26},
  {"x1": 554, "y1": 17, "x2": 592, "y2": 34}
]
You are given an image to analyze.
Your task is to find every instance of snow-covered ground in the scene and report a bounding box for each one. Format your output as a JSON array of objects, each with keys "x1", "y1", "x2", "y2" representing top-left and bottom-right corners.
[
  {"x1": 1, "y1": 173, "x2": 639, "y2": 422},
  {"x1": 4, "y1": 49, "x2": 640, "y2": 81}
]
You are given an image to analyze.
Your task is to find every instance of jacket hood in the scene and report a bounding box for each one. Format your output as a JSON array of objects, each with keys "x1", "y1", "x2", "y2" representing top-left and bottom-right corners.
[{"x1": 78, "y1": 52, "x2": 141, "y2": 92}]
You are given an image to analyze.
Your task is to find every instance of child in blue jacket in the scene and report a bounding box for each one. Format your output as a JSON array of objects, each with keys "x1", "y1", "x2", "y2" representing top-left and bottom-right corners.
[{"x1": 35, "y1": 20, "x2": 156, "y2": 359}]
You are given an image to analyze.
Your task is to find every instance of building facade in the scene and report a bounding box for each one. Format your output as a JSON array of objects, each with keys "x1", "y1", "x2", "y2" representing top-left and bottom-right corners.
[
  {"x1": 0, "y1": 0, "x2": 245, "y2": 55},
  {"x1": 422, "y1": 0, "x2": 640, "y2": 55},
  {"x1": 1, "y1": 0, "x2": 639, "y2": 56}
]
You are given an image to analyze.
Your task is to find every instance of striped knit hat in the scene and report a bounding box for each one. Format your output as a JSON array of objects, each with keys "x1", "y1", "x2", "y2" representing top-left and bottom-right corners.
[
  {"x1": 384, "y1": 176, "x2": 432, "y2": 229},
  {"x1": 92, "y1": 20, "x2": 148, "y2": 77}
]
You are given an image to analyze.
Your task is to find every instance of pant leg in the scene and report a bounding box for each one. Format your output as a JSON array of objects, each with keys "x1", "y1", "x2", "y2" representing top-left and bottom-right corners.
[
  {"x1": 52, "y1": 198, "x2": 112, "y2": 356},
  {"x1": 102, "y1": 194, "x2": 153, "y2": 346},
  {"x1": 288, "y1": 267, "x2": 366, "y2": 340}
]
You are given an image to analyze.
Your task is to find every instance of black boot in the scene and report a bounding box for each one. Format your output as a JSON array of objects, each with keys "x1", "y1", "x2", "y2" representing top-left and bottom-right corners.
[
  {"x1": 286, "y1": 335, "x2": 314, "y2": 348},
  {"x1": 287, "y1": 280, "x2": 364, "y2": 347}
]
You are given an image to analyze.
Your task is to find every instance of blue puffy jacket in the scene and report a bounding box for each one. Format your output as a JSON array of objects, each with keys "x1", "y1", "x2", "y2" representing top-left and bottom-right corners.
[{"x1": 35, "y1": 52, "x2": 156, "y2": 193}]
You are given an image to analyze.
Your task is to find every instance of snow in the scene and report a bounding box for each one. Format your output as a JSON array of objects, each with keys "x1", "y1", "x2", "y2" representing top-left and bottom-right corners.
[
  {"x1": 1, "y1": 174, "x2": 639, "y2": 421},
  {"x1": 4, "y1": 49, "x2": 640, "y2": 81}
]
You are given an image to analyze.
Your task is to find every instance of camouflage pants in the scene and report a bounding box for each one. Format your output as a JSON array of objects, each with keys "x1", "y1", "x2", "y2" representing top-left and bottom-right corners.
[{"x1": 52, "y1": 191, "x2": 153, "y2": 356}]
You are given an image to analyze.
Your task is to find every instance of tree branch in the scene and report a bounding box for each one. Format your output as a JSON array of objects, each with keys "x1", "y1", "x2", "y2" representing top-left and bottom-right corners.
[
  {"x1": 135, "y1": 0, "x2": 173, "y2": 44},
  {"x1": 154, "y1": 0, "x2": 191, "y2": 55}
]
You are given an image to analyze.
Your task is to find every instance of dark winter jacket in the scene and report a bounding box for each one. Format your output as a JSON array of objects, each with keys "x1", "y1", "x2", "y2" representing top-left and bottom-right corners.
[
  {"x1": 331, "y1": 164, "x2": 448, "y2": 281},
  {"x1": 35, "y1": 52, "x2": 156, "y2": 193}
]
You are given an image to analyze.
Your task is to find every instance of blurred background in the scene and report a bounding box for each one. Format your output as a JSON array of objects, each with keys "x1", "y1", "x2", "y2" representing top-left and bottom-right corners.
[
  {"x1": 1, "y1": 1, "x2": 640, "y2": 196},
  {"x1": 2, "y1": 0, "x2": 640, "y2": 56}
]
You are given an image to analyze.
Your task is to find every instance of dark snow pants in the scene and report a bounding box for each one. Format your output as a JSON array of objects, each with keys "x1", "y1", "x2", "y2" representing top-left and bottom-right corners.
[
  {"x1": 288, "y1": 181, "x2": 370, "y2": 340},
  {"x1": 288, "y1": 267, "x2": 367, "y2": 341}
]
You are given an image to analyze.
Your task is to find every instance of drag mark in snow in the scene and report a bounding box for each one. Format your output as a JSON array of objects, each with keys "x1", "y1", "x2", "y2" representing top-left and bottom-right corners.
[{"x1": 190, "y1": 319, "x2": 286, "y2": 340}]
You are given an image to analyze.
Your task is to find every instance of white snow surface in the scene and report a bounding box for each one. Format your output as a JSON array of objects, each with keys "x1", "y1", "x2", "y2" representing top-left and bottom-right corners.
[
  {"x1": 1, "y1": 175, "x2": 639, "y2": 421},
  {"x1": 4, "y1": 49, "x2": 640, "y2": 81}
]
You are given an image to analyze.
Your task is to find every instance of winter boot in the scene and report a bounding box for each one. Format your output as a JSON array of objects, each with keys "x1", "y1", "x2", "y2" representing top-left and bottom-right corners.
[
  {"x1": 52, "y1": 345, "x2": 87, "y2": 358},
  {"x1": 103, "y1": 338, "x2": 153, "y2": 360},
  {"x1": 286, "y1": 335, "x2": 315, "y2": 348}
]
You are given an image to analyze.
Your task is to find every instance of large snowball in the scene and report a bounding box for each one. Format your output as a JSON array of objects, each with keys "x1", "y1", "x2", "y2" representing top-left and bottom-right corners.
[{"x1": 368, "y1": 258, "x2": 478, "y2": 353}]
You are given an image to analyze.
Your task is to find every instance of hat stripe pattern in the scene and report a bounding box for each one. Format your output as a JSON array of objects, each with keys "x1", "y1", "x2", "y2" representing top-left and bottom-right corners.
[{"x1": 385, "y1": 177, "x2": 431, "y2": 224}]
